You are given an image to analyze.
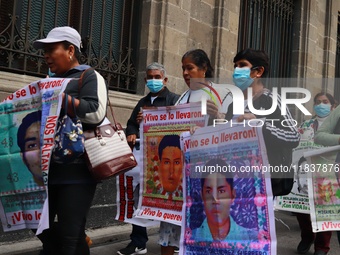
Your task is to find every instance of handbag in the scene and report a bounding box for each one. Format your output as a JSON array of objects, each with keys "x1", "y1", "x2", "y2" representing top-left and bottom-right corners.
[
  {"x1": 53, "y1": 94, "x2": 85, "y2": 163},
  {"x1": 83, "y1": 103, "x2": 137, "y2": 180}
]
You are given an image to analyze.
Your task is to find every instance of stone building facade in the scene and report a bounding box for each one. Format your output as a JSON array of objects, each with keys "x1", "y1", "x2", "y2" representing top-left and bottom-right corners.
[
  {"x1": 1, "y1": 0, "x2": 339, "y2": 123},
  {"x1": 0, "y1": 0, "x2": 339, "y2": 243}
]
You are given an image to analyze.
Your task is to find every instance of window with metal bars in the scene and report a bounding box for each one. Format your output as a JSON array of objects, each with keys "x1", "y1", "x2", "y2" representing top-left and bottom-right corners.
[
  {"x1": 0, "y1": 0, "x2": 141, "y2": 93},
  {"x1": 237, "y1": 0, "x2": 294, "y2": 79}
]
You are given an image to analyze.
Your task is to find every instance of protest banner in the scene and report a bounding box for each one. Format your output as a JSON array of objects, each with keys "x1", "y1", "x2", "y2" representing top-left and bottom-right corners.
[
  {"x1": 304, "y1": 145, "x2": 340, "y2": 232},
  {"x1": 0, "y1": 78, "x2": 69, "y2": 232},
  {"x1": 135, "y1": 103, "x2": 205, "y2": 225},
  {"x1": 180, "y1": 124, "x2": 276, "y2": 255},
  {"x1": 275, "y1": 141, "x2": 322, "y2": 213},
  {"x1": 115, "y1": 147, "x2": 160, "y2": 227}
]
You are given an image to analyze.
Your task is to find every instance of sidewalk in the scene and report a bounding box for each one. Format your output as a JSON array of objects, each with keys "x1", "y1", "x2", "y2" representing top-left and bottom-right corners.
[{"x1": 1, "y1": 211, "x2": 339, "y2": 255}]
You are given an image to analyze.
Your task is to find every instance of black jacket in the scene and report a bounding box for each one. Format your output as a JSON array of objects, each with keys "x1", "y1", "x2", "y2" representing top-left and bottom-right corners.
[
  {"x1": 56, "y1": 65, "x2": 108, "y2": 131},
  {"x1": 50, "y1": 65, "x2": 108, "y2": 184},
  {"x1": 226, "y1": 89, "x2": 300, "y2": 195},
  {"x1": 126, "y1": 87, "x2": 180, "y2": 136}
]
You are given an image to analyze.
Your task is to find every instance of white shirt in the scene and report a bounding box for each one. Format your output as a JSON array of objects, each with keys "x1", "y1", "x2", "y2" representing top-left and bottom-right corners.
[{"x1": 175, "y1": 82, "x2": 232, "y2": 114}]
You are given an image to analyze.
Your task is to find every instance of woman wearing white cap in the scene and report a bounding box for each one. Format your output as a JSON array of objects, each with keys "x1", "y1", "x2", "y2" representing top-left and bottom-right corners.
[{"x1": 33, "y1": 26, "x2": 107, "y2": 255}]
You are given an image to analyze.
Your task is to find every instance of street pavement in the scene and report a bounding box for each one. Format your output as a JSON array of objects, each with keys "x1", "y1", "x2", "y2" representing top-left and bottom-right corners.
[{"x1": 1, "y1": 211, "x2": 339, "y2": 255}]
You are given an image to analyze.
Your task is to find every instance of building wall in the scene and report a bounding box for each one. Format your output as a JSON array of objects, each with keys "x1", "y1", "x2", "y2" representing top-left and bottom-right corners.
[
  {"x1": 0, "y1": 0, "x2": 339, "y2": 244},
  {"x1": 3, "y1": 1, "x2": 337, "y2": 124},
  {"x1": 137, "y1": 0, "x2": 240, "y2": 96},
  {"x1": 291, "y1": 0, "x2": 337, "y2": 80},
  {"x1": 291, "y1": 0, "x2": 338, "y2": 118}
]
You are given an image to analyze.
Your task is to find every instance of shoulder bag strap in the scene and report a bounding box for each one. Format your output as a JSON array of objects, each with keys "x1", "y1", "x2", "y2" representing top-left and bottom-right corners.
[{"x1": 107, "y1": 99, "x2": 119, "y2": 129}]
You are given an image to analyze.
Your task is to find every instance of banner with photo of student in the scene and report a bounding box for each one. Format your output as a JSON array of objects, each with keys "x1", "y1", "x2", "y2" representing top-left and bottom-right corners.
[
  {"x1": 135, "y1": 103, "x2": 205, "y2": 225},
  {"x1": 180, "y1": 124, "x2": 276, "y2": 255},
  {"x1": 275, "y1": 141, "x2": 322, "y2": 213},
  {"x1": 0, "y1": 78, "x2": 69, "y2": 232},
  {"x1": 304, "y1": 145, "x2": 340, "y2": 232}
]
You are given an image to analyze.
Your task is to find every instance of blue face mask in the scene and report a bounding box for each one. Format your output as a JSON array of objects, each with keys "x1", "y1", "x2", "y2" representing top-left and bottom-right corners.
[
  {"x1": 48, "y1": 68, "x2": 56, "y2": 77},
  {"x1": 232, "y1": 67, "x2": 254, "y2": 91},
  {"x1": 146, "y1": 79, "x2": 164, "y2": 93},
  {"x1": 314, "y1": 103, "x2": 331, "y2": 118}
]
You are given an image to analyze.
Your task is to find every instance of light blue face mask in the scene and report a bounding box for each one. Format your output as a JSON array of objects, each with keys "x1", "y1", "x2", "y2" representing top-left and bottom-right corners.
[
  {"x1": 314, "y1": 103, "x2": 331, "y2": 118},
  {"x1": 232, "y1": 67, "x2": 254, "y2": 91},
  {"x1": 48, "y1": 68, "x2": 56, "y2": 77},
  {"x1": 146, "y1": 79, "x2": 164, "y2": 93}
]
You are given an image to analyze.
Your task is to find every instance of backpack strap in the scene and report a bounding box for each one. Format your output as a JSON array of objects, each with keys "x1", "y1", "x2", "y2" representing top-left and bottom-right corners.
[{"x1": 77, "y1": 68, "x2": 94, "y2": 91}]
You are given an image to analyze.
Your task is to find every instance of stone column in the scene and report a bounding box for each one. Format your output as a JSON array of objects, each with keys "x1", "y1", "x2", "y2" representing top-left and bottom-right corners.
[{"x1": 291, "y1": 0, "x2": 338, "y2": 119}]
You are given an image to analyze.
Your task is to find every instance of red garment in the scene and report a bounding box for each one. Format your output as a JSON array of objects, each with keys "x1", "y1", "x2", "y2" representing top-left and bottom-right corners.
[{"x1": 296, "y1": 213, "x2": 332, "y2": 253}]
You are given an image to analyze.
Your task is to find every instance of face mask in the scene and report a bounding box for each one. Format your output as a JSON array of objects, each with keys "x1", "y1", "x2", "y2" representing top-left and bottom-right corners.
[
  {"x1": 314, "y1": 103, "x2": 331, "y2": 118},
  {"x1": 232, "y1": 67, "x2": 254, "y2": 91},
  {"x1": 48, "y1": 68, "x2": 56, "y2": 77},
  {"x1": 146, "y1": 79, "x2": 164, "y2": 93}
]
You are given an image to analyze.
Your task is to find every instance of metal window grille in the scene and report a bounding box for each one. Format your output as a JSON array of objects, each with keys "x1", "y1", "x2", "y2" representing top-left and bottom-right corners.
[
  {"x1": 237, "y1": 0, "x2": 294, "y2": 79},
  {"x1": 0, "y1": 0, "x2": 141, "y2": 93}
]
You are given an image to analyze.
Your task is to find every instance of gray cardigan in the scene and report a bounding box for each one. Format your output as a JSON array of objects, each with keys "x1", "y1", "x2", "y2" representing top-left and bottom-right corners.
[{"x1": 315, "y1": 106, "x2": 340, "y2": 146}]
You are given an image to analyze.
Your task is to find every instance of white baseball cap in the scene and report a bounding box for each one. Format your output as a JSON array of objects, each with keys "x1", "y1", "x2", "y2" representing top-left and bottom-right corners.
[{"x1": 33, "y1": 26, "x2": 81, "y2": 50}]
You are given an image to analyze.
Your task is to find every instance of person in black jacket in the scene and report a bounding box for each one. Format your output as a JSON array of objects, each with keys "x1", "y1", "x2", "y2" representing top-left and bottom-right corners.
[
  {"x1": 125, "y1": 62, "x2": 179, "y2": 147},
  {"x1": 118, "y1": 62, "x2": 179, "y2": 255},
  {"x1": 226, "y1": 48, "x2": 300, "y2": 196},
  {"x1": 33, "y1": 26, "x2": 107, "y2": 255}
]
